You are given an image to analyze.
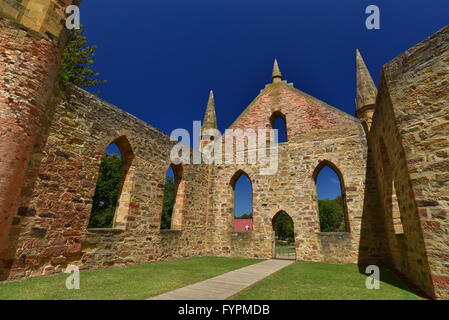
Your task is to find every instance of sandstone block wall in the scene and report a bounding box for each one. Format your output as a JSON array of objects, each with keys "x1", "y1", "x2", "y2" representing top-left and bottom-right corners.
[
  {"x1": 0, "y1": 0, "x2": 78, "y2": 39},
  {"x1": 208, "y1": 83, "x2": 371, "y2": 264},
  {"x1": 0, "y1": 16, "x2": 64, "y2": 275},
  {"x1": 1, "y1": 84, "x2": 211, "y2": 279},
  {"x1": 370, "y1": 25, "x2": 449, "y2": 299}
]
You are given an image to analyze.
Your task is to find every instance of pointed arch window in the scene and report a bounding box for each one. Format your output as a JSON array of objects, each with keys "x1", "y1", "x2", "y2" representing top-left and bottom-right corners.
[
  {"x1": 89, "y1": 136, "x2": 134, "y2": 229},
  {"x1": 270, "y1": 111, "x2": 287, "y2": 143},
  {"x1": 230, "y1": 170, "x2": 253, "y2": 232},
  {"x1": 161, "y1": 163, "x2": 185, "y2": 230},
  {"x1": 313, "y1": 161, "x2": 349, "y2": 232}
]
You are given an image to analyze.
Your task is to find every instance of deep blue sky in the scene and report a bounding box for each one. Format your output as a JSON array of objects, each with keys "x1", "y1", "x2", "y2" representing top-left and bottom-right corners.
[
  {"x1": 92, "y1": 0, "x2": 448, "y2": 216},
  {"x1": 234, "y1": 175, "x2": 252, "y2": 217},
  {"x1": 81, "y1": 0, "x2": 448, "y2": 136},
  {"x1": 316, "y1": 167, "x2": 342, "y2": 200},
  {"x1": 273, "y1": 117, "x2": 287, "y2": 143}
]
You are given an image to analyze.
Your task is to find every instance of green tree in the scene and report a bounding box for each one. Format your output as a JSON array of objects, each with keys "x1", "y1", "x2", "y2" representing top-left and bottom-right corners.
[
  {"x1": 89, "y1": 154, "x2": 123, "y2": 228},
  {"x1": 59, "y1": 25, "x2": 106, "y2": 88},
  {"x1": 161, "y1": 176, "x2": 175, "y2": 229},
  {"x1": 235, "y1": 213, "x2": 253, "y2": 219},
  {"x1": 273, "y1": 212, "x2": 294, "y2": 242},
  {"x1": 334, "y1": 194, "x2": 344, "y2": 208},
  {"x1": 318, "y1": 197, "x2": 346, "y2": 232}
]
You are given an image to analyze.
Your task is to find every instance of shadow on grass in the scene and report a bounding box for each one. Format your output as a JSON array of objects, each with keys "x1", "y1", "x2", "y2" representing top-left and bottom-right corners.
[{"x1": 357, "y1": 264, "x2": 428, "y2": 299}]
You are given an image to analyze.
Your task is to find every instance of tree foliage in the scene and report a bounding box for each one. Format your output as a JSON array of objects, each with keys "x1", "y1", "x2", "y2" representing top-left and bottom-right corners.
[
  {"x1": 318, "y1": 197, "x2": 347, "y2": 232},
  {"x1": 59, "y1": 25, "x2": 106, "y2": 88},
  {"x1": 89, "y1": 154, "x2": 123, "y2": 228},
  {"x1": 235, "y1": 213, "x2": 253, "y2": 219},
  {"x1": 161, "y1": 176, "x2": 175, "y2": 229},
  {"x1": 273, "y1": 212, "x2": 294, "y2": 243}
]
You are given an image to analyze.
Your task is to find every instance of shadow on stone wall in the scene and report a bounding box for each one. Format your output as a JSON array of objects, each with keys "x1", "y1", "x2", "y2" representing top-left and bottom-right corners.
[{"x1": 357, "y1": 142, "x2": 389, "y2": 267}]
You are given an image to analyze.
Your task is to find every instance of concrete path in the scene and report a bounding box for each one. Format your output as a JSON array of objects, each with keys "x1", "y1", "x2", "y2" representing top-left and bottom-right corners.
[{"x1": 148, "y1": 259, "x2": 294, "y2": 300}]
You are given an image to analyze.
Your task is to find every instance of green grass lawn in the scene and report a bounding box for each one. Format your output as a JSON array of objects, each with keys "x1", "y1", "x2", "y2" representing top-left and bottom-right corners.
[
  {"x1": 0, "y1": 258, "x2": 419, "y2": 300},
  {"x1": 0, "y1": 256, "x2": 259, "y2": 300},
  {"x1": 232, "y1": 262, "x2": 417, "y2": 300}
]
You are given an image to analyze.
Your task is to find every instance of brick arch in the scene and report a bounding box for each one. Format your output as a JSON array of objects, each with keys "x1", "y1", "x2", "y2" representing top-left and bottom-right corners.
[
  {"x1": 229, "y1": 169, "x2": 252, "y2": 189},
  {"x1": 97, "y1": 128, "x2": 136, "y2": 154},
  {"x1": 269, "y1": 110, "x2": 286, "y2": 126},
  {"x1": 271, "y1": 210, "x2": 294, "y2": 229},
  {"x1": 312, "y1": 160, "x2": 345, "y2": 186},
  {"x1": 255, "y1": 205, "x2": 297, "y2": 241},
  {"x1": 111, "y1": 135, "x2": 135, "y2": 166},
  {"x1": 270, "y1": 206, "x2": 295, "y2": 220},
  {"x1": 312, "y1": 159, "x2": 350, "y2": 232}
]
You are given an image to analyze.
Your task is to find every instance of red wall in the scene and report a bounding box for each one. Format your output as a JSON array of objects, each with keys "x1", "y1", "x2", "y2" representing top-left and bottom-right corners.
[{"x1": 234, "y1": 219, "x2": 253, "y2": 232}]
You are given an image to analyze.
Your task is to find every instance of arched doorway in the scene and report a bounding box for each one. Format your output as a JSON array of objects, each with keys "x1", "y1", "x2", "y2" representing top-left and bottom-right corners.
[{"x1": 272, "y1": 211, "x2": 295, "y2": 260}]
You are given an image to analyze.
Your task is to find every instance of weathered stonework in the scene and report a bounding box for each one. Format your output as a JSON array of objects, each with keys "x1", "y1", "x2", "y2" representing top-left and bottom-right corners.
[
  {"x1": 1, "y1": 84, "x2": 211, "y2": 279},
  {"x1": 206, "y1": 82, "x2": 368, "y2": 265},
  {"x1": 0, "y1": 1, "x2": 448, "y2": 299},
  {"x1": 0, "y1": 4, "x2": 69, "y2": 274},
  {"x1": 369, "y1": 25, "x2": 449, "y2": 299}
]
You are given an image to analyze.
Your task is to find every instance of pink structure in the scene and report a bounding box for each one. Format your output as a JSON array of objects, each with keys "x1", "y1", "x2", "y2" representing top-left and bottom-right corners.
[{"x1": 233, "y1": 219, "x2": 253, "y2": 232}]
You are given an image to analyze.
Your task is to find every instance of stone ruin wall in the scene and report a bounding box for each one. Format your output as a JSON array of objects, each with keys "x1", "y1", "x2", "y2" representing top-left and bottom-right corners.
[
  {"x1": 1, "y1": 84, "x2": 211, "y2": 280},
  {"x1": 370, "y1": 25, "x2": 449, "y2": 299},
  {"x1": 207, "y1": 83, "x2": 372, "y2": 264},
  {"x1": 0, "y1": 2, "x2": 448, "y2": 299},
  {"x1": 0, "y1": 16, "x2": 65, "y2": 276}
]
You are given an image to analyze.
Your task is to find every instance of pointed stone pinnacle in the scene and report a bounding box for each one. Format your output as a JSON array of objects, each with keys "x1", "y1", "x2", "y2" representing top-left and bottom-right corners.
[
  {"x1": 272, "y1": 59, "x2": 282, "y2": 83},
  {"x1": 202, "y1": 90, "x2": 217, "y2": 130},
  {"x1": 356, "y1": 49, "x2": 377, "y2": 110},
  {"x1": 208, "y1": 90, "x2": 215, "y2": 106}
]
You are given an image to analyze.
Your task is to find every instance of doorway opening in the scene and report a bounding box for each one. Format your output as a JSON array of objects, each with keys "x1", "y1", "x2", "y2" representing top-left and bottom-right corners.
[{"x1": 272, "y1": 211, "x2": 296, "y2": 260}]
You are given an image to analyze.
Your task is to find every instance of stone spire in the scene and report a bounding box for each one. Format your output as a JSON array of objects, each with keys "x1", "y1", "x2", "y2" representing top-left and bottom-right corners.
[
  {"x1": 355, "y1": 49, "x2": 377, "y2": 132},
  {"x1": 200, "y1": 90, "x2": 218, "y2": 152},
  {"x1": 202, "y1": 90, "x2": 217, "y2": 130},
  {"x1": 272, "y1": 59, "x2": 283, "y2": 83},
  {"x1": 356, "y1": 49, "x2": 377, "y2": 110}
]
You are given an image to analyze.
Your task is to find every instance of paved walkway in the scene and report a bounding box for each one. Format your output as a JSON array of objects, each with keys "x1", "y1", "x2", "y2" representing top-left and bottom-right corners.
[{"x1": 148, "y1": 259, "x2": 294, "y2": 300}]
